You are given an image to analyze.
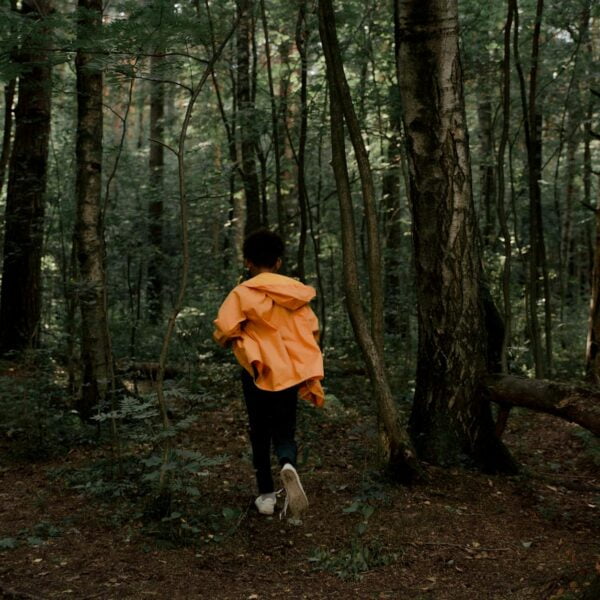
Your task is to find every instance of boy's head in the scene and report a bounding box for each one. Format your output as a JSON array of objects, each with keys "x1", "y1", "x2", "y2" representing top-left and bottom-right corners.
[{"x1": 243, "y1": 229, "x2": 284, "y2": 272}]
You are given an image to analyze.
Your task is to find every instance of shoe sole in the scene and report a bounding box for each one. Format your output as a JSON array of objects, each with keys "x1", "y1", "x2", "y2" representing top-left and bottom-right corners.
[{"x1": 281, "y1": 468, "x2": 309, "y2": 517}]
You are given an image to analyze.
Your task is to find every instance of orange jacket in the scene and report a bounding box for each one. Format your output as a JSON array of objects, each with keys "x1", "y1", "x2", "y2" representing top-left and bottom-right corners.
[{"x1": 213, "y1": 272, "x2": 324, "y2": 407}]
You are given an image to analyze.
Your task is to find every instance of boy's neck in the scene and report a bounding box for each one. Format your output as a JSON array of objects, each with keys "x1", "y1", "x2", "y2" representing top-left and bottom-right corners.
[
  {"x1": 246, "y1": 258, "x2": 282, "y2": 277},
  {"x1": 249, "y1": 266, "x2": 278, "y2": 277}
]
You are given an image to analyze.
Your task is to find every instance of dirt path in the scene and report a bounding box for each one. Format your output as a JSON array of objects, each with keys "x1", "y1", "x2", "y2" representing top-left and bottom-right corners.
[{"x1": 1, "y1": 366, "x2": 598, "y2": 599}]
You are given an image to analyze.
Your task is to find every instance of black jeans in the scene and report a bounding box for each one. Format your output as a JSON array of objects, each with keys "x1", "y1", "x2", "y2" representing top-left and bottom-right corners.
[{"x1": 241, "y1": 370, "x2": 298, "y2": 494}]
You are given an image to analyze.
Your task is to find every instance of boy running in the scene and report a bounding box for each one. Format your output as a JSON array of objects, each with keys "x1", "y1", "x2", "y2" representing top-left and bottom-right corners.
[{"x1": 213, "y1": 229, "x2": 324, "y2": 518}]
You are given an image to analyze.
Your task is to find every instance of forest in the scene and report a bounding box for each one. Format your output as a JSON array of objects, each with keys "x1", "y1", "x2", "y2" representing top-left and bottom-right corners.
[{"x1": 0, "y1": 0, "x2": 599, "y2": 598}]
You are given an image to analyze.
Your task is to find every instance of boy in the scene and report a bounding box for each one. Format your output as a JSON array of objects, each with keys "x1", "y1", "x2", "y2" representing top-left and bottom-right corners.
[{"x1": 213, "y1": 229, "x2": 324, "y2": 518}]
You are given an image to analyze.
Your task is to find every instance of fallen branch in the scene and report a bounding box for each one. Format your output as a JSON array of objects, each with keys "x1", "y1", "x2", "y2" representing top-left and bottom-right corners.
[{"x1": 485, "y1": 374, "x2": 600, "y2": 436}]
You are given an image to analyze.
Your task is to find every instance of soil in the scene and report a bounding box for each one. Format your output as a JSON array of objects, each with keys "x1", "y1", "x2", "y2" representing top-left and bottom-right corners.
[{"x1": 0, "y1": 363, "x2": 598, "y2": 599}]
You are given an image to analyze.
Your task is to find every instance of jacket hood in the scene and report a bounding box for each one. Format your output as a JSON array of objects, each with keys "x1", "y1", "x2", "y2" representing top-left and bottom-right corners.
[{"x1": 241, "y1": 272, "x2": 315, "y2": 310}]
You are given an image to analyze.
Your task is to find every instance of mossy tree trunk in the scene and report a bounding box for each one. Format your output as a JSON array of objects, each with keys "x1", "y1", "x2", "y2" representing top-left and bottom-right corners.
[
  {"x1": 394, "y1": 0, "x2": 516, "y2": 473},
  {"x1": 0, "y1": 0, "x2": 53, "y2": 355},
  {"x1": 74, "y1": 0, "x2": 113, "y2": 421},
  {"x1": 237, "y1": 0, "x2": 261, "y2": 235}
]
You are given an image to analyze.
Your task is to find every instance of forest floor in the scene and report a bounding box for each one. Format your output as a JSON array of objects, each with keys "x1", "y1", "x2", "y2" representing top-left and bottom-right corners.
[{"x1": 0, "y1": 361, "x2": 599, "y2": 599}]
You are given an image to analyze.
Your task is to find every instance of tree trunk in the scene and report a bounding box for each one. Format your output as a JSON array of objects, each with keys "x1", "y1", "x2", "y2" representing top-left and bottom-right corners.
[
  {"x1": 585, "y1": 205, "x2": 600, "y2": 383},
  {"x1": 486, "y1": 374, "x2": 600, "y2": 437},
  {"x1": 295, "y1": 0, "x2": 309, "y2": 282},
  {"x1": 258, "y1": 0, "x2": 284, "y2": 240},
  {"x1": 237, "y1": 0, "x2": 261, "y2": 235},
  {"x1": 319, "y1": 0, "x2": 384, "y2": 357},
  {"x1": 319, "y1": 0, "x2": 419, "y2": 481},
  {"x1": 147, "y1": 52, "x2": 165, "y2": 323},
  {"x1": 513, "y1": 0, "x2": 550, "y2": 377},
  {"x1": 382, "y1": 107, "x2": 405, "y2": 336},
  {"x1": 0, "y1": 0, "x2": 17, "y2": 197},
  {"x1": 561, "y1": 113, "x2": 580, "y2": 303},
  {"x1": 394, "y1": 0, "x2": 516, "y2": 473},
  {"x1": 496, "y1": 0, "x2": 515, "y2": 374},
  {"x1": 0, "y1": 81, "x2": 15, "y2": 197},
  {"x1": 74, "y1": 0, "x2": 113, "y2": 421},
  {"x1": 0, "y1": 0, "x2": 53, "y2": 355},
  {"x1": 477, "y1": 96, "x2": 496, "y2": 248}
]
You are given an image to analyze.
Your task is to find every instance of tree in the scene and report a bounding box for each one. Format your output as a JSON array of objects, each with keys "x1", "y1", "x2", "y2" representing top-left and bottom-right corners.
[
  {"x1": 237, "y1": 0, "x2": 261, "y2": 235},
  {"x1": 147, "y1": 51, "x2": 165, "y2": 323},
  {"x1": 319, "y1": 0, "x2": 419, "y2": 481},
  {"x1": 0, "y1": 0, "x2": 53, "y2": 355},
  {"x1": 74, "y1": 0, "x2": 113, "y2": 420},
  {"x1": 394, "y1": 0, "x2": 516, "y2": 472},
  {"x1": 0, "y1": 0, "x2": 17, "y2": 198}
]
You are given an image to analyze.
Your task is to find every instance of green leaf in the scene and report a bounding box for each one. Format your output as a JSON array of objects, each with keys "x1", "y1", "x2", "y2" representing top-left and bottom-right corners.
[{"x1": 0, "y1": 538, "x2": 17, "y2": 549}]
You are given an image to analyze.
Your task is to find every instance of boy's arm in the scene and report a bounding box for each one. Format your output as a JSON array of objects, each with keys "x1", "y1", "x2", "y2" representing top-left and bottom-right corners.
[{"x1": 213, "y1": 289, "x2": 245, "y2": 347}]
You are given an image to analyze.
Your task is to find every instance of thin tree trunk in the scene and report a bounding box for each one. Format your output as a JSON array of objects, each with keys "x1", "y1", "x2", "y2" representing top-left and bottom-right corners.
[
  {"x1": 584, "y1": 15, "x2": 599, "y2": 381},
  {"x1": 585, "y1": 203, "x2": 600, "y2": 383},
  {"x1": 395, "y1": 0, "x2": 516, "y2": 473},
  {"x1": 561, "y1": 113, "x2": 580, "y2": 303},
  {"x1": 237, "y1": 0, "x2": 261, "y2": 235},
  {"x1": 382, "y1": 111, "x2": 404, "y2": 336},
  {"x1": 319, "y1": 0, "x2": 418, "y2": 481},
  {"x1": 295, "y1": 0, "x2": 309, "y2": 282},
  {"x1": 205, "y1": 0, "x2": 238, "y2": 269},
  {"x1": 0, "y1": 0, "x2": 53, "y2": 355},
  {"x1": 496, "y1": 0, "x2": 514, "y2": 375},
  {"x1": 258, "y1": 0, "x2": 284, "y2": 239},
  {"x1": 0, "y1": 81, "x2": 15, "y2": 198},
  {"x1": 319, "y1": 0, "x2": 384, "y2": 357},
  {"x1": 477, "y1": 96, "x2": 496, "y2": 248},
  {"x1": 0, "y1": 0, "x2": 17, "y2": 197},
  {"x1": 147, "y1": 52, "x2": 165, "y2": 323},
  {"x1": 74, "y1": 0, "x2": 113, "y2": 421},
  {"x1": 493, "y1": 0, "x2": 516, "y2": 436},
  {"x1": 514, "y1": 0, "x2": 550, "y2": 377}
]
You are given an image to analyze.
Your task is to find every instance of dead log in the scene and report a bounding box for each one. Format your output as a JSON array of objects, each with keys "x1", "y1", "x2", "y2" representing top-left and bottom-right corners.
[{"x1": 485, "y1": 374, "x2": 600, "y2": 436}]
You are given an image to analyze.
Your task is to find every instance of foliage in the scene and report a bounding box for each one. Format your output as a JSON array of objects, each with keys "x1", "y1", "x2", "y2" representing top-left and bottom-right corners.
[
  {"x1": 308, "y1": 500, "x2": 401, "y2": 580},
  {"x1": 0, "y1": 520, "x2": 63, "y2": 553},
  {"x1": 0, "y1": 356, "x2": 94, "y2": 459},
  {"x1": 49, "y1": 388, "x2": 229, "y2": 545}
]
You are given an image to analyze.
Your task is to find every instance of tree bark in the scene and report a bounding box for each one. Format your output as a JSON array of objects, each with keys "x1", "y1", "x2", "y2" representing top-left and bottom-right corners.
[
  {"x1": 0, "y1": 0, "x2": 17, "y2": 197},
  {"x1": 258, "y1": 0, "x2": 284, "y2": 239},
  {"x1": 74, "y1": 0, "x2": 113, "y2": 421},
  {"x1": 486, "y1": 374, "x2": 600, "y2": 437},
  {"x1": 496, "y1": 0, "x2": 515, "y2": 374},
  {"x1": 295, "y1": 0, "x2": 309, "y2": 282},
  {"x1": 237, "y1": 0, "x2": 261, "y2": 235},
  {"x1": 0, "y1": 81, "x2": 15, "y2": 197},
  {"x1": 381, "y1": 105, "x2": 405, "y2": 336},
  {"x1": 585, "y1": 204, "x2": 600, "y2": 383},
  {"x1": 0, "y1": 0, "x2": 53, "y2": 355},
  {"x1": 319, "y1": 0, "x2": 384, "y2": 357},
  {"x1": 319, "y1": 0, "x2": 419, "y2": 481},
  {"x1": 513, "y1": 0, "x2": 550, "y2": 377},
  {"x1": 394, "y1": 0, "x2": 516, "y2": 473},
  {"x1": 477, "y1": 97, "x2": 496, "y2": 248}
]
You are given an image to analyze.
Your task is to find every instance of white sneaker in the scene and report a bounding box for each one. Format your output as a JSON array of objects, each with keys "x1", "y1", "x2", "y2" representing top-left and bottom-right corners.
[
  {"x1": 255, "y1": 493, "x2": 276, "y2": 515},
  {"x1": 280, "y1": 463, "x2": 309, "y2": 518}
]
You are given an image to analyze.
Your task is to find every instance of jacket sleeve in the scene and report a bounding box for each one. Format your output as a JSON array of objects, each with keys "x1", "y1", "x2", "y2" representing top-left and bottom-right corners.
[
  {"x1": 305, "y1": 305, "x2": 321, "y2": 344},
  {"x1": 213, "y1": 289, "x2": 246, "y2": 347}
]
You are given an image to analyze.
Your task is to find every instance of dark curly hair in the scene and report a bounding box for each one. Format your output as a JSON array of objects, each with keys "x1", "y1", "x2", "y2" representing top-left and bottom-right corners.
[{"x1": 243, "y1": 229, "x2": 284, "y2": 268}]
